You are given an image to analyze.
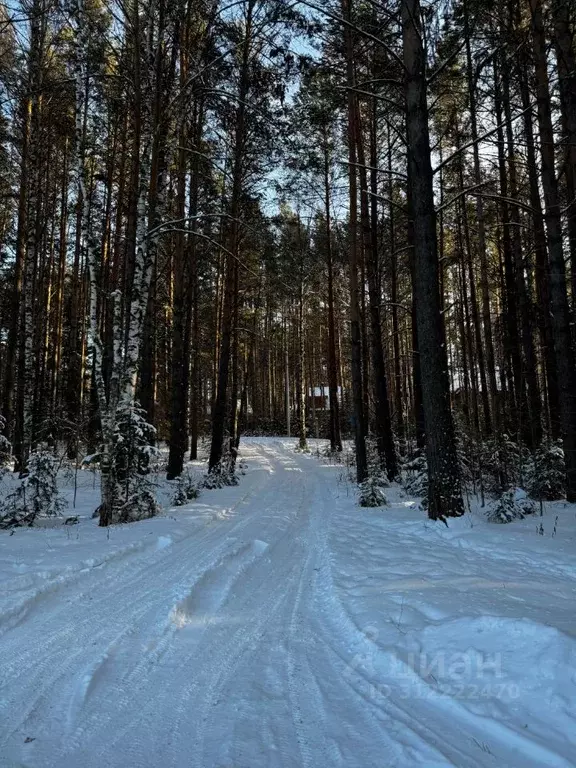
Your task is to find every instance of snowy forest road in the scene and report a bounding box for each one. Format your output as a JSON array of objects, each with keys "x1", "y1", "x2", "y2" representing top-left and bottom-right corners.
[{"x1": 1, "y1": 439, "x2": 575, "y2": 768}]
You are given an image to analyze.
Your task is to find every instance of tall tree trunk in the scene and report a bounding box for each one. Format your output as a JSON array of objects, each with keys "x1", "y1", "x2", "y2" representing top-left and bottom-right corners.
[
  {"x1": 407, "y1": 168, "x2": 425, "y2": 452},
  {"x1": 356, "y1": 101, "x2": 398, "y2": 479},
  {"x1": 552, "y1": 0, "x2": 576, "y2": 307},
  {"x1": 188, "y1": 102, "x2": 203, "y2": 462},
  {"x1": 501, "y1": 55, "x2": 541, "y2": 447},
  {"x1": 297, "y1": 263, "x2": 307, "y2": 450},
  {"x1": 402, "y1": 0, "x2": 463, "y2": 519},
  {"x1": 166, "y1": 130, "x2": 189, "y2": 479},
  {"x1": 387, "y1": 130, "x2": 404, "y2": 445},
  {"x1": 464, "y1": 0, "x2": 497, "y2": 434},
  {"x1": 323, "y1": 125, "x2": 342, "y2": 452},
  {"x1": 493, "y1": 57, "x2": 525, "y2": 441},
  {"x1": 530, "y1": 0, "x2": 576, "y2": 499},
  {"x1": 519, "y1": 49, "x2": 560, "y2": 437},
  {"x1": 343, "y1": 0, "x2": 367, "y2": 483},
  {"x1": 3, "y1": 82, "x2": 32, "y2": 454},
  {"x1": 209, "y1": 0, "x2": 254, "y2": 472},
  {"x1": 166, "y1": 30, "x2": 193, "y2": 478}
]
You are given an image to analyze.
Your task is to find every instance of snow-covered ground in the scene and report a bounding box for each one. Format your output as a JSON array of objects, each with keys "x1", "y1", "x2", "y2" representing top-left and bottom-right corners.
[{"x1": 1, "y1": 438, "x2": 575, "y2": 767}]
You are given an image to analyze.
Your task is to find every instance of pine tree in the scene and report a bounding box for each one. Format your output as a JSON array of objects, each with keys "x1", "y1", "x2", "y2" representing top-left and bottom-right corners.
[{"x1": 0, "y1": 447, "x2": 67, "y2": 528}]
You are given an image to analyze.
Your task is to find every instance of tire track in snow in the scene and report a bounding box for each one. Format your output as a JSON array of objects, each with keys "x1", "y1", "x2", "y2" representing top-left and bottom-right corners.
[
  {"x1": 48, "y1": 449, "x2": 302, "y2": 765},
  {"x1": 1, "y1": 445, "x2": 276, "y2": 763}
]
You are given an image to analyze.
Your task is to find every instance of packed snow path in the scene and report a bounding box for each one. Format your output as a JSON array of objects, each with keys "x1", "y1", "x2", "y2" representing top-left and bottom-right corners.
[{"x1": 1, "y1": 439, "x2": 575, "y2": 767}]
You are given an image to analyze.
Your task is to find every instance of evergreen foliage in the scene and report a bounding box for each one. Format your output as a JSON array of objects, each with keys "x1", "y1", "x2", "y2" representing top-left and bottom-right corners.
[
  {"x1": 0, "y1": 414, "x2": 11, "y2": 475},
  {"x1": 1, "y1": 0, "x2": 575, "y2": 522},
  {"x1": 486, "y1": 489, "x2": 537, "y2": 524},
  {"x1": 358, "y1": 476, "x2": 388, "y2": 507},
  {"x1": 203, "y1": 448, "x2": 239, "y2": 489},
  {"x1": 479, "y1": 436, "x2": 526, "y2": 496},
  {"x1": 172, "y1": 470, "x2": 202, "y2": 507},
  {"x1": 525, "y1": 441, "x2": 565, "y2": 500},
  {"x1": 366, "y1": 437, "x2": 390, "y2": 489},
  {"x1": 0, "y1": 448, "x2": 67, "y2": 528},
  {"x1": 90, "y1": 401, "x2": 159, "y2": 524},
  {"x1": 403, "y1": 454, "x2": 428, "y2": 498}
]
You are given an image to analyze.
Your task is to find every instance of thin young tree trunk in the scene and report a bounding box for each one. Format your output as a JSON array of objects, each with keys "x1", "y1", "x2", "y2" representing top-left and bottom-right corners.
[
  {"x1": 360, "y1": 252, "x2": 370, "y2": 436},
  {"x1": 297, "y1": 261, "x2": 307, "y2": 450},
  {"x1": 322, "y1": 124, "x2": 342, "y2": 451},
  {"x1": 285, "y1": 316, "x2": 291, "y2": 437},
  {"x1": 12, "y1": 6, "x2": 46, "y2": 472},
  {"x1": 188, "y1": 102, "x2": 203, "y2": 462},
  {"x1": 464, "y1": 0, "x2": 496, "y2": 434},
  {"x1": 457, "y1": 206, "x2": 479, "y2": 434},
  {"x1": 21, "y1": 82, "x2": 43, "y2": 472},
  {"x1": 387, "y1": 128, "x2": 404, "y2": 445},
  {"x1": 52, "y1": 143, "x2": 68, "y2": 419},
  {"x1": 343, "y1": 0, "x2": 367, "y2": 483},
  {"x1": 502, "y1": 58, "x2": 542, "y2": 448},
  {"x1": 4, "y1": 81, "x2": 32, "y2": 455},
  {"x1": 457, "y1": 148, "x2": 487, "y2": 437},
  {"x1": 356, "y1": 101, "x2": 398, "y2": 479},
  {"x1": 228, "y1": 261, "x2": 240, "y2": 460}
]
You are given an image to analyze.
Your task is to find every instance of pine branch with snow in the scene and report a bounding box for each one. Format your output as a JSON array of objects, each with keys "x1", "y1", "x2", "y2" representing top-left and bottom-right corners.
[
  {"x1": 0, "y1": 413, "x2": 11, "y2": 479},
  {"x1": 358, "y1": 476, "x2": 388, "y2": 507},
  {"x1": 96, "y1": 400, "x2": 160, "y2": 524},
  {"x1": 486, "y1": 488, "x2": 537, "y2": 524},
  {"x1": 0, "y1": 447, "x2": 67, "y2": 528},
  {"x1": 525, "y1": 440, "x2": 565, "y2": 500},
  {"x1": 366, "y1": 437, "x2": 390, "y2": 489},
  {"x1": 172, "y1": 470, "x2": 202, "y2": 506},
  {"x1": 403, "y1": 453, "x2": 427, "y2": 497}
]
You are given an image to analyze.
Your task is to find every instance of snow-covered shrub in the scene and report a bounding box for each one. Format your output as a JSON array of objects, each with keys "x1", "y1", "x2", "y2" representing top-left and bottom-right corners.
[
  {"x1": 322, "y1": 444, "x2": 343, "y2": 463},
  {"x1": 172, "y1": 470, "x2": 201, "y2": 506},
  {"x1": 202, "y1": 472, "x2": 222, "y2": 490},
  {"x1": 479, "y1": 435, "x2": 526, "y2": 495},
  {"x1": 455, "y1": 429, "x2": 475, "y2": 486},
  {"x1": 366, "y1": 437, "x2": 390, "y2": 488},
  {"x1": 358, "y1": 475, "x2": 387, "y2": 507},
  {"x1": 89, "y1": 400, "x2": 160, "y2": 524},
  {"x1": 0, "y1": 414, "x2": 10, "y2": 454},
  {"x1": 524, "y1": 441, "x2": 565, "y2": 500},
  {"x1": 113, "y1": 401, "x2": 157, "y2": 477},
  {"x1": 112, "y1": 402, "x2": 159, "y2": 521},
  {"x1": 294, "y1": 439, "x2": 310, "y2": 454},
  {"x1": 485, "y1": 488, "x2": 536, "y2": 524},
  {"x1": 203, "y1": 470, "x2": 238, "y2": 490},
  {"x1": 403, "y1": 454, "x2": 427, "y2": 497},
  {"x1": 0, "y1": 414, "x2": 11, "y2": 480},
  {"x1": 203, "y1": 448, "x2": 239, "y2": 489},
  {"x1": 0, "y1": 447, "x2": 67, "y2": 528}
]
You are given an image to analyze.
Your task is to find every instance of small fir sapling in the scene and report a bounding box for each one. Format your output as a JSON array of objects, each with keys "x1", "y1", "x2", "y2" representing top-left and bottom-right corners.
[
  {"x1": 172, "y1": 470, "x2": 201, "y2": 506},
  {"x1": 0, "y1": 447, "x2": 67, "y2": 528},
  {"x1": 525, "y1": 440, "x2": 565, "y2": 500},
  {"x1": 485, "y1": 488, "x2": 536, "y2": 524}
]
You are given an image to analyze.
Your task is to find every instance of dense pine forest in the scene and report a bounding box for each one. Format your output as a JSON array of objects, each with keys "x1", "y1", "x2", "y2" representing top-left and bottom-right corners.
[
  {"x1": 3, "y1": 4, "x2": 576, "y2": 763},
  {"x1": 0, "y1": 0, "x2": 575, "y2": 525}
]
